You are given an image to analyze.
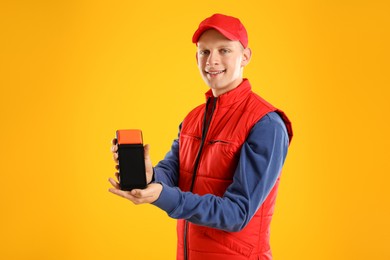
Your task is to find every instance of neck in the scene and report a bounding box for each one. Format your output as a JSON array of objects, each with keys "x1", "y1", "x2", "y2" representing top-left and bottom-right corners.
[{"x1": 211, "y1": 78, "x2": 244, "y2": 97}]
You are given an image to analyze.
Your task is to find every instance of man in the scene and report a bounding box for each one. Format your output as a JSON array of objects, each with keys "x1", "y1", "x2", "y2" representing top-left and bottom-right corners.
[{"x1": 109, "y1": 13, "x2": 293, "y2": 260}]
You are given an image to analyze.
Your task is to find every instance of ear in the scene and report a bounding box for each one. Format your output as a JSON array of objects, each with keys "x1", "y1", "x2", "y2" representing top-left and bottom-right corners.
[{"x1": 241, "y1": 48, "x2": 252, "y2": 67}]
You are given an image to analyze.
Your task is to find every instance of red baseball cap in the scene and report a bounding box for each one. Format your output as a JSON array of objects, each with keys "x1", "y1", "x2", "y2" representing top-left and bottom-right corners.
[{"x1": 192, "y1": 13, "x2": 248, "y2": 48}]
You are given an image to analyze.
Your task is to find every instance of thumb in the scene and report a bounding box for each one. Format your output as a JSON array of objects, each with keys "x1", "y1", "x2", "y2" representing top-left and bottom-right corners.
[
  {"x1": 131, "y1": 189, "x2": 141, "y2": 197},
  {"x1": 144, "y1": 144, "x2": 150, "y2": 159}
]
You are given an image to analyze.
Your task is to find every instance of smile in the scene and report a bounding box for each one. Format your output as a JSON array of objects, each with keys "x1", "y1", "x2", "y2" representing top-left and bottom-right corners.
[{"x1": 206, "y1": 69, "x2": 226, "y2": 75}]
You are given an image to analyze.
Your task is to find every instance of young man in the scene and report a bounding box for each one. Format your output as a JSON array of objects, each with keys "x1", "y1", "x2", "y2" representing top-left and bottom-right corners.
[{"x1": 109, "y1": 13, "x2": 293, "y2": 260}]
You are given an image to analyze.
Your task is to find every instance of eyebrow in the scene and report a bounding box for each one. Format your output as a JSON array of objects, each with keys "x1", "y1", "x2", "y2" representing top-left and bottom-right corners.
[{"x1": 197, "y1": 44, "x2": 237, "y2": 49}]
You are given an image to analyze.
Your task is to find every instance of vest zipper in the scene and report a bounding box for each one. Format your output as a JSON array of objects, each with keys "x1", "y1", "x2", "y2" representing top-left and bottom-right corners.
[{"x1": 184, "y1": 96, "x2": 217, "y2": 260}]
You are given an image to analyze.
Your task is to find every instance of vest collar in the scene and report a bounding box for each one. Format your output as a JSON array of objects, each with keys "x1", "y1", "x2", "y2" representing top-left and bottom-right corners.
[{"x1": 204, "y1": 78, "x2": 252, "y2": 107}]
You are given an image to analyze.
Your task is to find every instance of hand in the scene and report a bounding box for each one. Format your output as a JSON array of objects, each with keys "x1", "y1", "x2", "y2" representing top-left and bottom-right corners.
[
  {"x1": 111, "y1": 138, "x2": 154, "y2": 184},
  {"x1": 108, "y1": 177, "x2": 163, "y2": 204}
]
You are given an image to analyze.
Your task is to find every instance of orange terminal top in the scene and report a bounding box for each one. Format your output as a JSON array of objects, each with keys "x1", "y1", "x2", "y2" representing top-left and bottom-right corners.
[{"x1": 116, "y1": 129, "x2": 143, "y2": 145}]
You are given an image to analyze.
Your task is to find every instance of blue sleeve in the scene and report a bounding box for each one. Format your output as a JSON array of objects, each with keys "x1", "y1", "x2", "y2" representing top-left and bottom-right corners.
[
  {"x1": 153, "y1": 124, "x2": 181, "y2": 187},
  {"x1": 152, "y1": 112, "x2": 290, "y2": 232}
]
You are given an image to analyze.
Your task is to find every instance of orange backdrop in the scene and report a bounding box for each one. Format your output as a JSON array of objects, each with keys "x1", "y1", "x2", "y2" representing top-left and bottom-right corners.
[{"x1": 1, "y1": 0, "x2": 389, "y2": 259}]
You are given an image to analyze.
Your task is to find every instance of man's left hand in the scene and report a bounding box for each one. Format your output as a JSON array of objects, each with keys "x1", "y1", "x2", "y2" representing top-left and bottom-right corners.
[{"x1": 108, "y1": 177, "x2": 162, "y2": 204}]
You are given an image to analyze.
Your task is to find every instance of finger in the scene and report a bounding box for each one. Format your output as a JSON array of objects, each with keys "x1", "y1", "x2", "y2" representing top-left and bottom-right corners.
[
  {"x1": 130, "y1": 189, "x2": 158, "y2": 204},
  {"x1": 108, "y1": 187, "x2": 129, "y2": 199},
  {"x1": 131, "y1": 188, "x2": 154, "y2": 199},
  {"x1": 108, "y1": 188, "x2": 141, "y2": 203},
  {"x1": 113, "y1": 152, "x2": 118, "y2": 161},
  {"x1": 109, "y1": 187, "x2": 154, "y2": 205},
  {"x1": 115, "y1": 172, "x2": 120, "y2": 181},
  {"x1": 112, "y1": 138, "x2": 118, "y2": 145},
  {"x1": 111, "y1": 144, "x2": 118, "y2": 153},
  {"x1": 108, "y1": 177, "x2": 120, "y2": 189},
  {"x1": 144, "y1": 144, "x2": 150, "y2": 159},
  {"x1": 115, "y1": 164, "x2": 119, "y2": 170}
]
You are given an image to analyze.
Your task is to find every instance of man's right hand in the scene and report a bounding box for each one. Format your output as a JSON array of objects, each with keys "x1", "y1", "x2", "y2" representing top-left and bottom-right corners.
[{"x1": 111, "y1": 138, "x2": 154, "y2": 185}]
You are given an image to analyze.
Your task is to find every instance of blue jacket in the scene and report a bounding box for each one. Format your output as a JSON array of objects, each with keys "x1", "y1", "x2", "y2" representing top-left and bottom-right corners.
[{"x1": 152, "y1": 111, "x2": 289, "y2": 231}]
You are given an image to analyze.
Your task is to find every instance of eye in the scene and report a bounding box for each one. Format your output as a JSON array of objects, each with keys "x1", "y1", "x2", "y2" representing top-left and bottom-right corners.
[
  {"x1": 220, "y1": 48, "x2": 231, "y2": 54},
  {"x1": 198, "y1": 50, "x2": 210, "y2": 56}
]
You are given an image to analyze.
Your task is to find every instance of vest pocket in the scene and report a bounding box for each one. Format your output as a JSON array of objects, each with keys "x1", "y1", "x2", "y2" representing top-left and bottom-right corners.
[
  {"x1": 209, "y1": 139, "x2": 231, "y2": 144},
  {"x1": 206, "y1": 139, "x2": 238, "y2": 163},
  {"x1": 202, "y1": 228, "x2": 254, "y2": 257}
]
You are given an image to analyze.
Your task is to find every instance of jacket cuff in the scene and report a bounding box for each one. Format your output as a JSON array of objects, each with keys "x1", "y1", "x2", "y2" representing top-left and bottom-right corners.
[
  {"x1": 152, "y1": 182, "x2": 181, "y2": 215},
  {"x1": 153, "y1": 167, "x2": 161, "y2": 183}
]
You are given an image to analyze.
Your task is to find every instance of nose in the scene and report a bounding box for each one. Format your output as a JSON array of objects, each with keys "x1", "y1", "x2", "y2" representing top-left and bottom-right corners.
[{"x1": 206, "y1": 50, "x2": 220, "y2": 66}]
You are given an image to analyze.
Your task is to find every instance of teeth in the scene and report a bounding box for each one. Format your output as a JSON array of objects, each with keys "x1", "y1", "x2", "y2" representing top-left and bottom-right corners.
[{"x1": 207, "y1": 70, "x2": 225, "y2": 75}]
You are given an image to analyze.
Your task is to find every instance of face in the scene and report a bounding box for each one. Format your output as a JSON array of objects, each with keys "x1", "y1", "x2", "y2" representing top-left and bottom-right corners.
[{"x1": 197, "y1": 29, "x2": 251, "y2": 97}]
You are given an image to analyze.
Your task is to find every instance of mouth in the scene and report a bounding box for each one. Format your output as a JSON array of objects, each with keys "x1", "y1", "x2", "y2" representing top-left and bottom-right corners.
[{"x1": 205, "y1": 69, "x2": 226, "y2": 77}]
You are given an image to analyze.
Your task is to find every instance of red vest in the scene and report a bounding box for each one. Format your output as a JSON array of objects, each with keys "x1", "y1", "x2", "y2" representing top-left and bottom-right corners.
[{"x1": 177, "y1": 79, "x2": 293, "y2": 260}]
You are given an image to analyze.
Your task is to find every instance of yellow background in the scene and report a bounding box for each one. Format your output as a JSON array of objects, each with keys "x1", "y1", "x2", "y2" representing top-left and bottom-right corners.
[{"x1": 1, "y1": 0, "x2": 389, "y2": 259}]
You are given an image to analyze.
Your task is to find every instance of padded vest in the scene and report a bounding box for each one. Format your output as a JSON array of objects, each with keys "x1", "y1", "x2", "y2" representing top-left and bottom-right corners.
[{"x1": 177, "y1": 79, "x2": 293, "y2": 260}]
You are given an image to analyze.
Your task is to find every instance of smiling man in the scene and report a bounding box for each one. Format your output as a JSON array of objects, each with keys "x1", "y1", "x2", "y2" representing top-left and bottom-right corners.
[
  {"x1": 109, "y1": 13, "x2": 293, "y2": 260},
  {"x1": 196, "y1": 28, "x2": 251, "y2": 96}
]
